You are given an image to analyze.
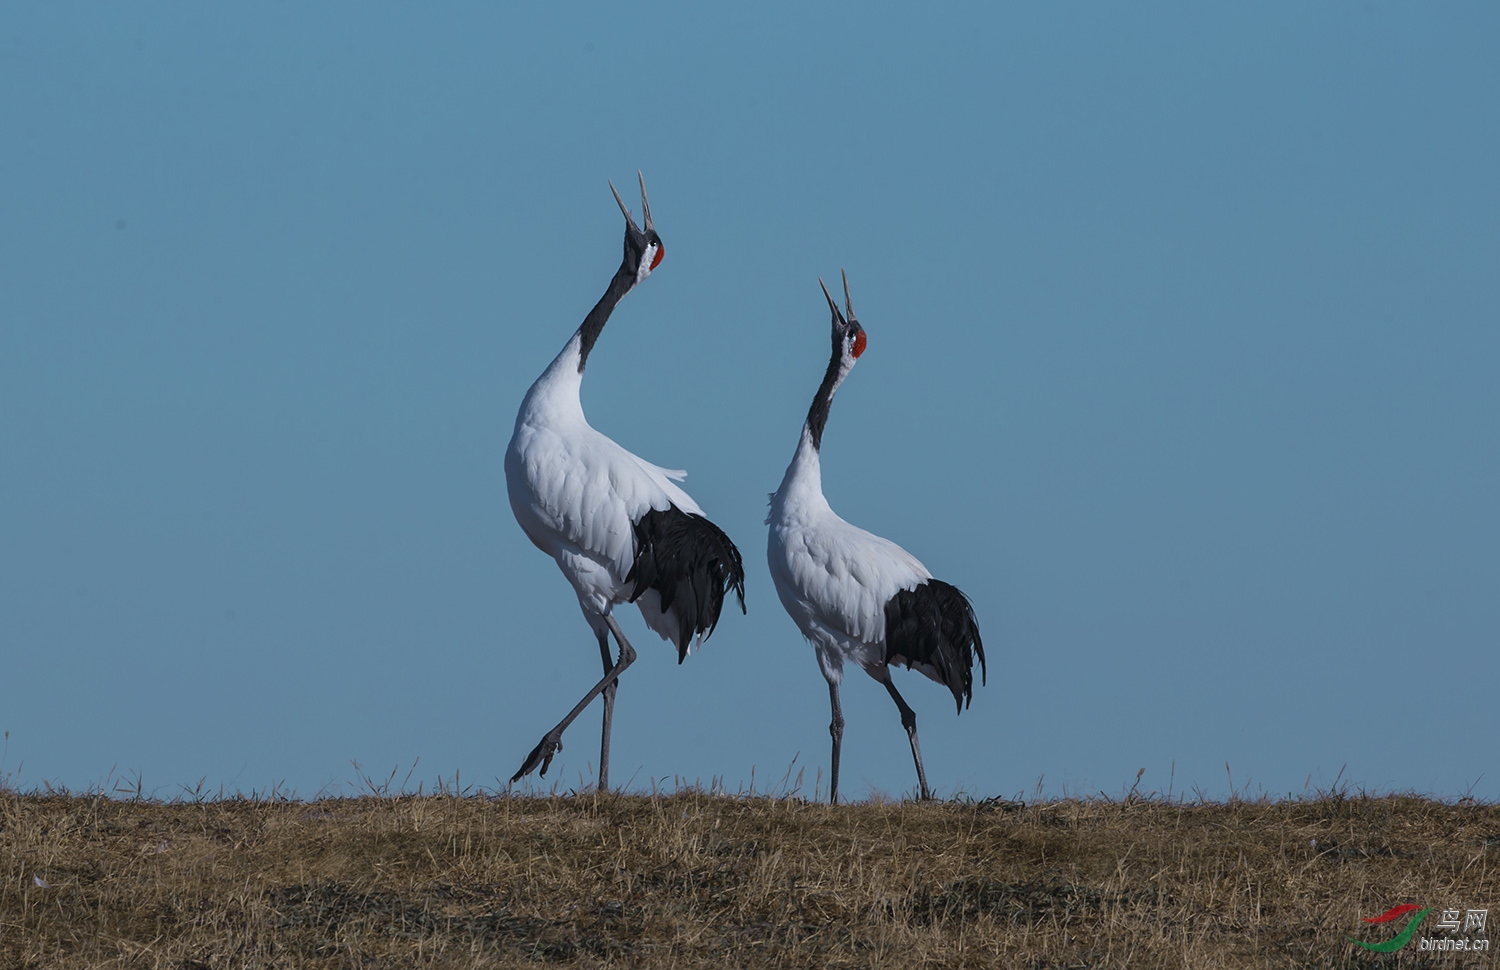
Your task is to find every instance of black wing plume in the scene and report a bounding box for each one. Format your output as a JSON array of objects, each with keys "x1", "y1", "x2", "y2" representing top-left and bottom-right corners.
[
  {"x1": 627, "y1": 506, "x2": 747, "y2": 663},
  {"x1": 883, "y1": 579, "x2": 986, "y2": 713}
]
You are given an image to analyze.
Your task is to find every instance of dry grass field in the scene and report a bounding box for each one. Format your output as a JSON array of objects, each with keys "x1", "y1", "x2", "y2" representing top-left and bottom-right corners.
[{"x1": 2, "y1": 780, "x2": 1496, "y2": 969}]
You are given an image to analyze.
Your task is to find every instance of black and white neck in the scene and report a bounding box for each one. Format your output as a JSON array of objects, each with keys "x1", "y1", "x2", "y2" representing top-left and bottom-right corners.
[
  {"x1": 573, "y1": 260, "x2": 647, "y2": 373},
  {"x1": 522, "y1": 174, "x2": 664, "y2": 407},
  {"x1": 771, "y1": 273, "x2": 867, "y2": 511},
  {"x1": 574, "y1": 174, "x2": 664, "y2": 373},
  {"x1": 802, "y1": 272, "x2": 867, "y2": 453}
]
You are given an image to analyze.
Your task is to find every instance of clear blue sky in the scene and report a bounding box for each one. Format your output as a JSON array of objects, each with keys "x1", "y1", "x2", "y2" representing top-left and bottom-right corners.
[{"x1": 3, "y1": 3, "x2": 1496, "y2": 801}]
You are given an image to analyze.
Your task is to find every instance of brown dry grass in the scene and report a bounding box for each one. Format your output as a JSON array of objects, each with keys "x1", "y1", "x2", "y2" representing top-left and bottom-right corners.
[{"x1": 1, "y1": 784, "x2": 1496, "y2": 969}]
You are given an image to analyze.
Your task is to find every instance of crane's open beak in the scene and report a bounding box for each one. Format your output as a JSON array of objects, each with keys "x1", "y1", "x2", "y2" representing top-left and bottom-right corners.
[
  {"x1": 820, "y1": 272, "x2": 865, "y2": 357},
  {"x1": 609, "y1": 171, "x2": 654, "y2": 235},
  {"x1": 820, "y1": 269, "x2": 858, "y2": 325}
]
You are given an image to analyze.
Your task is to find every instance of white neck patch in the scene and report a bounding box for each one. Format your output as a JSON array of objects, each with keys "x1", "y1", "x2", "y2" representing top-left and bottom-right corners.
[
  {"x1": 842, "y1": 337, "x2": 862, "y2": 374},
  {"x1": 635, "y1": 242, "x2": 659, "y2": 285}
]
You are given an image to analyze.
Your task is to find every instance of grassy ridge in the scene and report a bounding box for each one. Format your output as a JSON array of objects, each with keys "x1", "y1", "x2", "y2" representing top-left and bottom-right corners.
[{"x1": 2, "y1": 788, "x2": 1496, "y2": 968}]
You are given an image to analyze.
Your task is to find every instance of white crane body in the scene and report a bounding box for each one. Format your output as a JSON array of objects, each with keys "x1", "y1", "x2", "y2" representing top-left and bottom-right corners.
[
  {"x1": 767, "y1": 432, "x2": 936, "y2": 686},
  {"x1": 506, "y1": 333, "x2": 701, "y2": 648},
  {"x1": 766, "y1": 273, "x2": 985, "y2": 803},
  {"x1": 503, "y1": 176, "x2": 744, "y2": 788}
]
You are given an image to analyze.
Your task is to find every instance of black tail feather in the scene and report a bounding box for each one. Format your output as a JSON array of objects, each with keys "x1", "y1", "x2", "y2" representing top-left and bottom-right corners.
[
  {"x1": 883, "y1": 579, "x2": 985, "y2": 714},
  {"x1": 626, "y1": 506, "x2": 747, "y2": 663}
]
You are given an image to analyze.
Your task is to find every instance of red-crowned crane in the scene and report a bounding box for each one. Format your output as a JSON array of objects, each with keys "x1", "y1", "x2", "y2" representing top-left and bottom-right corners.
[
  {"x1": 504, "y1": 174, "x2": 745, "y2": 790},
  {"x1": 766, "y1": 272, "x2": 985, "y2": 804}
]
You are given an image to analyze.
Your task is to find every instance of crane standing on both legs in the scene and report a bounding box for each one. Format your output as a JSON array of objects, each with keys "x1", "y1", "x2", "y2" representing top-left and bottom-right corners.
[{"x1": 766, "y1": 272, "x2": 986, "y2": 804}]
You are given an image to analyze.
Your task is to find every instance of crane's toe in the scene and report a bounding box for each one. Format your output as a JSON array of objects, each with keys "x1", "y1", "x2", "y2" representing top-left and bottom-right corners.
[{"x1": 511, "y1": 733, "x2": 562, "y2": 783}]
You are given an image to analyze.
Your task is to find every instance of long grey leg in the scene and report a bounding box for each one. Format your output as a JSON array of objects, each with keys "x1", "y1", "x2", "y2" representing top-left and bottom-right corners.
[
  {"x1": 597, "y1": 627, "x2": 616, "y2": 791},
  {"x1": 511, "y1": 615, "x2": 638, "y2": 784},
  {"x1": 828, "y1": 682, "x2": 844, "y2": 805},
  {"x1": 880, "y1": 675, "x2": 931, "y2": 801}
]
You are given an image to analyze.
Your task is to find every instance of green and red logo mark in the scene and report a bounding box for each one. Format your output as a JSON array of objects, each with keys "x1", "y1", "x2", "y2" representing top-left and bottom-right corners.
[
  {"x1": 1349, "y1": 905, "x2": 1430, "y2": 952},
  {"x1": 1351, "y1": 904, "x2": 1490, "y2": 954}
]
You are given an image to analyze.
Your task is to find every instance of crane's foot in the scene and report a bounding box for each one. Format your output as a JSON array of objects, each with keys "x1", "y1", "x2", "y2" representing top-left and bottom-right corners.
[{"x1": 511, "y1": 733, "x2": 562, "y2": 783}]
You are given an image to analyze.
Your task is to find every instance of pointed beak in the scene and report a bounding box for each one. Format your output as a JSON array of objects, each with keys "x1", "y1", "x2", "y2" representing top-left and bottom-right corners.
[
  {"x1": 819, "y1": 277, "x2": 847, "y2": 327},
  {"x1": 609, "y1": 178, "x2": 642, "y2": 235},
  {"x1": 637, "y1": 170, "x2": 654, "y2": 233},
  {"x1": 841, "y1": 268, "x2": 855, "y2": 322}
]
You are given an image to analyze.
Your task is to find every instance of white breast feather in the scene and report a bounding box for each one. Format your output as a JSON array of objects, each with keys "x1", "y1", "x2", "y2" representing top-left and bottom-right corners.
[
  {"x1": 507, "y1": 422, "x2": 700, "y2": 593},
  {"x1": 770, "y1": 512, "x2": 930, "y2": 648}
]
